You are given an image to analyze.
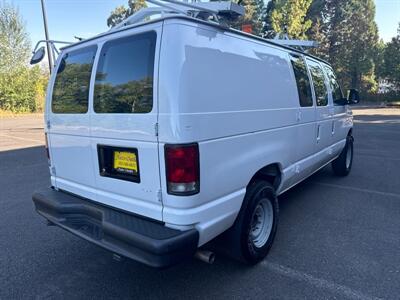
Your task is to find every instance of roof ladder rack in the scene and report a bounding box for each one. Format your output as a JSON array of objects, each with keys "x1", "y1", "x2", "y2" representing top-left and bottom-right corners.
[
  {"x1": 110, "y1": 1, "x2": 318, "y2": 52},
  {"x1": 110, "y1": 0, "x2": 245, "y2": 31}
]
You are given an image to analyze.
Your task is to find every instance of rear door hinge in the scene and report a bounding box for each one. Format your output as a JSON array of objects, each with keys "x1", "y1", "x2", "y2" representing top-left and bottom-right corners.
[
  {"x1": 46, "y1": 120, "x2": 51, "y2": 129},
  {"x1": 154, "y1": 122, "x2": 159, "y2": 137}
]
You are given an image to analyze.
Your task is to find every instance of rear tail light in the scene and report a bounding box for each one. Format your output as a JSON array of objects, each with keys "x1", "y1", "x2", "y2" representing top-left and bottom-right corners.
[
  {"x1": 44, "y1": 133, "x2": 50, "y2": 162},
  {"x1": 165, "y1": 143, "x2": 200, "y2": 195}
]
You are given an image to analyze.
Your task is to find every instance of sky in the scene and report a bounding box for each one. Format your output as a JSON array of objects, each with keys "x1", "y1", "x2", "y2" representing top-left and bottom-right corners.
[{"x1": 9, "y1": 0, "x2": 400, "y2": 48}]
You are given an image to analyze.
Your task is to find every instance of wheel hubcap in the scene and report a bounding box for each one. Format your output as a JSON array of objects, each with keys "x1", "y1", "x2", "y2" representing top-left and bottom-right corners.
[{"x1": 250, "y1": 199, "x2": 273, "y2": 248}]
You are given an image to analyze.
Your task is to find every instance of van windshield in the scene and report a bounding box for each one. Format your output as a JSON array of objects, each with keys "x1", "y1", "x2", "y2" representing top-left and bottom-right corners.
[{"x1": 94, "y1": 31, "x2": 156, "y2": 114}]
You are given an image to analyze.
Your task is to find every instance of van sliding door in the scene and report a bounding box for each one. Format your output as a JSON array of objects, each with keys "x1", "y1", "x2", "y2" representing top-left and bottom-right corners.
[
  {"x1": 306, "y1": 58, "x2": 333, "y2": 164},
  {"x1": 289, "y1": 54, "x2": 317, "y2": 182}
]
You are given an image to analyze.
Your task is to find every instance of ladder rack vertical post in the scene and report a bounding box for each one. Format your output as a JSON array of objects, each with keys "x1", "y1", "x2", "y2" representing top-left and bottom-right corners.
[{"x1": 40, "y1": 0, "x2": 53, "y2": 73}]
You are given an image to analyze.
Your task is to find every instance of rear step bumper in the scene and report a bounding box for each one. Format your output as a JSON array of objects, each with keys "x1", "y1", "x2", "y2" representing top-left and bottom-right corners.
[{"x1": 32, "y1": 188, "x2": 199, "y2": 268}]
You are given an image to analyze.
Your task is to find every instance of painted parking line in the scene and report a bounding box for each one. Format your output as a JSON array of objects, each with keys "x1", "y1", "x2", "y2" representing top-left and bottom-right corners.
[
  {"x1": 313, "y1": 182, "x2": 400, "y2": 199},
  {"x1": 0, "y1": 133, "x2": 43, "y2": 144},
  {"x1": 263, "y1": 261, "x2": 382, "y2": 300}
]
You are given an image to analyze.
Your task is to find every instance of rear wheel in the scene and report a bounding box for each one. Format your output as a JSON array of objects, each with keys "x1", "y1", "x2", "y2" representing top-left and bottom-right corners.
[
  {"x1": 332, "y1": 135, "x2": 354, "y2": 176},
  {"x1": 226, "y1": 180, "x2": 279, "y2": 264}
]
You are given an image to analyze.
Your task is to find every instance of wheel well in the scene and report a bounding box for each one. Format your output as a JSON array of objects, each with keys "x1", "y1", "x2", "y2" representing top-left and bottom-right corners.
[
  {"x1": 249, "y1": 163, "x2": 282, "y2": 191},
  {"x1": 348, "y1": 128, "x2": 353, "y2": 136}
]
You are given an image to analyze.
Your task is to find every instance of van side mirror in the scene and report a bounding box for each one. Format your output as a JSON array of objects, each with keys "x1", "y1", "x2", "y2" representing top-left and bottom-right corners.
[
  {"x1": 347, "y1": 89, "x2": 360, "y2": 105},
  {"x1": 30, "y1": 46, "x2": 46, "y2": 65}
]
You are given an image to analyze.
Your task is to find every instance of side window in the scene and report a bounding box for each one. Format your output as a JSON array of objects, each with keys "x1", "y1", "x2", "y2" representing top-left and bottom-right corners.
[
  {"x1": 289, "y1": 54, "x2": 313, "y2": 107},
  {"x1": 52, "y1": 46, "x2": 97, "y2": 114},
  {"x1": 307, "y1": 60, "x2": 328, "y2": 106},
  {"x1": 324, "y1": 66, "x2": 344, "y2": 105},
  {"x1": 94, "y1": 31, "x2": 156, "y2": 113}
]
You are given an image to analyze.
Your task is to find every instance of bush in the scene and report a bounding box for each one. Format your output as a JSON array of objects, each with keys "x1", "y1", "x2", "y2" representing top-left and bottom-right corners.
[{"x1": 0, "y1": 66, "x2": 47, "y2": 113}]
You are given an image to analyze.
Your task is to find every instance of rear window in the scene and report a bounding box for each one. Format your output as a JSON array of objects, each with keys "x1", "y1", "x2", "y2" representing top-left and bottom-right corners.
[
  {"x1": 307, "y1": 60, "x2": 328, "y2": 106},
  {"x1": 94, "y1": 32, "x2": 156, "y2": 113},
  {"x1": 289, "y1": 54, "x2": 313, "y2": 107},
  {"x1": 52, "y1": 46, "x2": 97, "y2": 114}
]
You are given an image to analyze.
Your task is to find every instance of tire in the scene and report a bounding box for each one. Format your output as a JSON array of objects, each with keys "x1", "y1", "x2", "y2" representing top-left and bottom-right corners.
[
  {"x1": 223, "y1": 180, "x2": 279, "y2": 264},
  {"x1": 332, "y1": 134, "x2": 354, "y2": 176}
]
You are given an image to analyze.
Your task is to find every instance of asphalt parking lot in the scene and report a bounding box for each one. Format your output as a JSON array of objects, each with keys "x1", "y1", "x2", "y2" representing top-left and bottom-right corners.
[{"x1": 1, "y1": 108, "x2": 399, "y2": 299}]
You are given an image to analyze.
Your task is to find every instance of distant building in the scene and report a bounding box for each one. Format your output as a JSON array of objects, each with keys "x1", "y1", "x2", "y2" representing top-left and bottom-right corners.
[{"x1": 378, "y1": 78, "x2": 399, "y2": 94}]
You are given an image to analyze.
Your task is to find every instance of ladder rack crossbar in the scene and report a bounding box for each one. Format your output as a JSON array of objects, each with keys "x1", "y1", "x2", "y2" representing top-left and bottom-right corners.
[{"x1": 268, "y1": 39, "x2": 319, "y2": 48}]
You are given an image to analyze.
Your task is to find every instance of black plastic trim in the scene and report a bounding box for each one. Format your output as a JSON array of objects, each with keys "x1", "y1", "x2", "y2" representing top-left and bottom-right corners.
[{"x1": 32, "y1": 188, "x2": 199, "y2": 268}]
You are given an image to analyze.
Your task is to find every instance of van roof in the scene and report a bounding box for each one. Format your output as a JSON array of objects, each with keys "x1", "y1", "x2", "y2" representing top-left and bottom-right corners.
[{"x1": 62, "y1": 15, "x2": 331, "y2": 66}]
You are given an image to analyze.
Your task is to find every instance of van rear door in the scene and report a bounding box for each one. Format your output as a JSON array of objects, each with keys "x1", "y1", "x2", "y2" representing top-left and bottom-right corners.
[
  {"x1": 89, "y1": 29, "x2": 162, "y2": 220},
  {"x1": 48, "y1": 45, "x2": 98, "y2": 201}
]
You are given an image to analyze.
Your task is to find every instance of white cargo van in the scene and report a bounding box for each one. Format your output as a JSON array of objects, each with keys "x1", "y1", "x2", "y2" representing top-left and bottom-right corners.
[{"x1": 32, "y1": 6, "x2": 360, "y2": 268}]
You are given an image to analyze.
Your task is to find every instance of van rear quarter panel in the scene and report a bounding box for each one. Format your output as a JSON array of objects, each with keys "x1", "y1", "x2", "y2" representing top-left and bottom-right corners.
[{"x1": 158, "y1": 20, "x2": 301, "y2": 243}]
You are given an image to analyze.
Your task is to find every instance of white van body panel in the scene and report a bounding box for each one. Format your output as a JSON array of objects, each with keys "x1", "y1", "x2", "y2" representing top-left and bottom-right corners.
[
  {"x1": 45, "y1": 17, "x2": 353, "y2": 247},
  {"x1": 156, "y1": 19, "x2": 352, "y2": 245}
]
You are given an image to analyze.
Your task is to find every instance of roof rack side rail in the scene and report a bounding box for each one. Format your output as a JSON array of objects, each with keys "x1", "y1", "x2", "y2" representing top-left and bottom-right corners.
[
  {"x1": 266, "y1": 32, "x2": 318, "y2": 51},
  {"x1": 268, "y1": 39, "x2": 319, "y2": 48}
]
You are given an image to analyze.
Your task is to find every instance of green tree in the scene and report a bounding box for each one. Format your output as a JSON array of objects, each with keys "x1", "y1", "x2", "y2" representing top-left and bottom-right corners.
[
  {"x1": 303, "y1": 0, "x2": 379, "y2": 93},
  {"x1": 374, "y1": 39, "x2": 386, "y2": 80},
  {"x1": 107, "y1": 0, "x2": 147, "y2": 27},
  {"x1": 263, "y1": 0, "x2": 278, "y2": 38},
  {"x1": 305, "y1": 0, "x2": 330, "y2": 59},
  {"x1": 270, "y1": 0, "x2": 313, "y2": 39},
  {"x1": 0, "y1": 1, "x2": 30, "y2": 73},
  {"x1": 381, "y1": 23, "x2": 400, "y2": 87},
  {"x1": 327, "y1": 0, "x2": 379, "y2": 92},
  {"x1": 0, "y1": 1, "x2": 48, "y2": 113}
]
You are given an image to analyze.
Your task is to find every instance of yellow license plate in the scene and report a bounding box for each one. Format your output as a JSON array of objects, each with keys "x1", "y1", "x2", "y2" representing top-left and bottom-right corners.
[{"x1": 113, "y1": 151, "x2": 138, "y2": 173}]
